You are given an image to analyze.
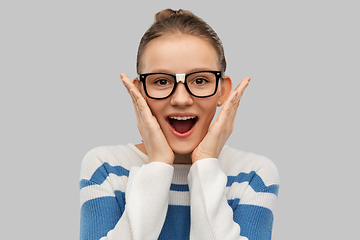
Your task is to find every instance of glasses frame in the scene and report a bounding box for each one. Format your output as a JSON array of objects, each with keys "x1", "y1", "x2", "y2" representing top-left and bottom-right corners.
[{"x1": 139, "y1": 70, "x2": 225, "y2": 100}]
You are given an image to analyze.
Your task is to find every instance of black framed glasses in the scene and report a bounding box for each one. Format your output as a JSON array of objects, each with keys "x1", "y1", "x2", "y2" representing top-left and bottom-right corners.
[{"x1": 139, "y1": 70, "x2": 224, "y2": 100}]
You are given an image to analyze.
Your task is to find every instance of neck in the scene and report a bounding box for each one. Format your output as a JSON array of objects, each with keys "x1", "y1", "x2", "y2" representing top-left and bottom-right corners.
[
  {"x1": 174, "y1": 152, "x2": 192, "y2": 164},
  {"x1": 135, "y1": 143, "x2": 192, "y2": 165}
]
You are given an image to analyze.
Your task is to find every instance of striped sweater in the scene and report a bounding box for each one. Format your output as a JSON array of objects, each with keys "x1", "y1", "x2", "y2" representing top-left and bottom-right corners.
[{"x1": 79, "y1": 144, "x2": 279, "y2": 240}]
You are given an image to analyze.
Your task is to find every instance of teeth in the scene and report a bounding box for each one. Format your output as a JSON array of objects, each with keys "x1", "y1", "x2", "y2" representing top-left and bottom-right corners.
[{"x1": 169, "y1": 116, "x2": 196, "y2": 120}]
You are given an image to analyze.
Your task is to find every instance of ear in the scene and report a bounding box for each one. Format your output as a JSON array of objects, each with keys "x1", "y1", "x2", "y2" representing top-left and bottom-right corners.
[
  {"x1": 132, "y1": 78, "x2": 141, "y2": 89},
  {"x1": 217, "y1": 75, "x2": 232, "y2": 106}
]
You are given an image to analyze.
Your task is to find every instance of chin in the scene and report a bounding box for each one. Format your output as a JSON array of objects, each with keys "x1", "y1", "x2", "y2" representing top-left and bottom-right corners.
[{"x1": 169, "y1": 141, "x2": 197, "y2": 155}]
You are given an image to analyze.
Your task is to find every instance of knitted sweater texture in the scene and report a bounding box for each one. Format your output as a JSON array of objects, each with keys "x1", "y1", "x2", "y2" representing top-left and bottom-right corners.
[{"x1": 79, "y1": 144, "x2": 279, "y2": 240}]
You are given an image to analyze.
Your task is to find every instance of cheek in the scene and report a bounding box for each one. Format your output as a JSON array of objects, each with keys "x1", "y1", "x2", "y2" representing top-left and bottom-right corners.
[
  {"x1": 198, "y1": 99, "x2": 218, "y2": 122},
  {"x1": 146, "y1": 99, "x2": 166, "y2": 119}
]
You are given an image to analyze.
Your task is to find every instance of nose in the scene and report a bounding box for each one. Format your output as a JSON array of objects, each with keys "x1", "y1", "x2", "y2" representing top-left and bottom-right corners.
[{"x1": 170, "y1": 83, "x2": 193, "y2": 107}]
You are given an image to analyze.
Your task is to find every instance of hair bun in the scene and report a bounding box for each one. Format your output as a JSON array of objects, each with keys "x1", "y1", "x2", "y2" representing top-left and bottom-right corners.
[{"x1": 154, "y1": 8, "x2": 193, "y2": 23}]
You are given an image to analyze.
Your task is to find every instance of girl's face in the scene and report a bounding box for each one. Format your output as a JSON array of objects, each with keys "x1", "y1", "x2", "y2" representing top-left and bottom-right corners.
[{"x1": 136, "y1": 34, "x2": 231, "y2": 155}]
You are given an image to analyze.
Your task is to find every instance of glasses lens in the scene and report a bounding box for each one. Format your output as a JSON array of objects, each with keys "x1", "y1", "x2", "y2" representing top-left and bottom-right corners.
[
  {"x1": 187, "y1": 72, "x2": 217, "y2": 97},
  {"x1": 145, "y1": 74, "x2": 175, "y2": 98}
]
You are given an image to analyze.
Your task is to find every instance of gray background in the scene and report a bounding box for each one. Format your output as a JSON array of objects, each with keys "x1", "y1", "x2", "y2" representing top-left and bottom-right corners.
[{"x1": 1, "y1": 0, "x2": 359, "y2": 239}]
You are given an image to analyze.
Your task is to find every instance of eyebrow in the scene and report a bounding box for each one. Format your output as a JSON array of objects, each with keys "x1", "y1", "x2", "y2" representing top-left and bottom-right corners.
[{"x1": 148, "y1": 67, "x2": 217, "y2": 74}]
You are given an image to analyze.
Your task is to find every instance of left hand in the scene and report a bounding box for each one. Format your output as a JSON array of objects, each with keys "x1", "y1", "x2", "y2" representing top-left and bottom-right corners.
[{"x1": 191, "y1": 77, "x2": 251, "y2": 163}]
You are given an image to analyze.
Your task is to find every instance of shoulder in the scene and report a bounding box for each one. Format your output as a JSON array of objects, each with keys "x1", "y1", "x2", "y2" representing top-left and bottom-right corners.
[
  {"x1": 80, "y1": 144, "x2": 147, "y2": 181},
  {"x1": 218, "y1": 146, "x2": 279, "y2": 187}
]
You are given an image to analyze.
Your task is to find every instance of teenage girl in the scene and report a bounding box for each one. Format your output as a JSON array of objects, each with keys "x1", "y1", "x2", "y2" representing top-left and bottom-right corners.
[{"x1": 80, "y1": 9, "x2": 279, "y2": 240}]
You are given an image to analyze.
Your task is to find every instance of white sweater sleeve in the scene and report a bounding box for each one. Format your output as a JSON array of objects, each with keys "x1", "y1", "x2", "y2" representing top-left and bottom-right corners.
[
  {"x1": 80, "y1": 152, "x2": 173, "y2": 240},
  {"x1": 125, "y1": 162, "x2": 173, "y2": 239},
  {"x1": 187, "y1": 159, "x2": 248, "y2": 240},
  {"x1": 103, "y1": 162, "x2": 173, "y2": 240}
]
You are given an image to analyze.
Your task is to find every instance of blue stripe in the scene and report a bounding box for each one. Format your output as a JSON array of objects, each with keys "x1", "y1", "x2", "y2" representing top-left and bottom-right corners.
[
  {"x1": 227, "y1": 171, "x2": 279, "y2": 196},
  {"x1": 114, "y1": 190, "x2": 126, "y2": 214},
  {"x1": 79, "y1": 163, "x2": 129, "y2": 190},
  {"x1": 159, "y1": 205, "x2": 190, "y2": 239},
  {"x1": 79, "y1": 179, "x2": 97, "y2": 189},
  {"x1": 227, "y1": 198, "x2": 241, "y2": 211},
  {"x1": 80, "y1": 196, "x2": 122, "y2": 240},
  {"x1": 233, "y1": 204, "x2": 274, "y2": 240},
  {"x1": 170, "y1": 184, "x2": 189, "y2": 192}
]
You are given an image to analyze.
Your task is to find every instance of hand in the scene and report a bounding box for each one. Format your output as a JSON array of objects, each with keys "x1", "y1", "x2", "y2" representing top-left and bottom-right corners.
[
  {"x1": 191, "y1": 77, "x2": 251, "y2": 163},
  {"x1": 120, "y1": 73, "x2": 175, "y2": 165}
]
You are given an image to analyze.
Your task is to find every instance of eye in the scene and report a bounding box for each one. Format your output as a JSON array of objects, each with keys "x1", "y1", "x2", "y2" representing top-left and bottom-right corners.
[
  {"x1": 192, "y1": 77, "x2": 209, "y2": 85},
  {"x1": 154, "y1": 78, "x2": 171, "y2": 86}
]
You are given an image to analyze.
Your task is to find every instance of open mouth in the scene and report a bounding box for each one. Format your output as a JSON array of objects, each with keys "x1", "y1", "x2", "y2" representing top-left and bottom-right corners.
[{"x1": 167, "y1": 116, "x2": 198, "y2": 134}]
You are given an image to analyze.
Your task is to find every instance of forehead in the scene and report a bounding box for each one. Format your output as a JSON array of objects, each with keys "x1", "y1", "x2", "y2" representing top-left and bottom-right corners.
[{"x1": 141, "y1": 34, "x2": 220, "y2": 73}]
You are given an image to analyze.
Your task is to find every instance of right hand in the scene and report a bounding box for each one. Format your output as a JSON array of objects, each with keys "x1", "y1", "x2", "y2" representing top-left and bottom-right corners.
[{"x1": 121, "y1": 73, "x2": 175, "y2": 165}]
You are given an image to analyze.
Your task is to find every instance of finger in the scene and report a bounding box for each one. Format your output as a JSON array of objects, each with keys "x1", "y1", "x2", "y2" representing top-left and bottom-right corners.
[
  {"x1": 120, "y1": 73, "x2": 146, "y2": 128},
  {"x1": 216, "y1": 77, "x2": 251, "y2": 130},
  {"x1": 232, "y1": 76, "x2": 251, "y2": 103},
  {"x1": 120, "y1": 73, "x2": 136, "y2": 91},
  {"x1": 129, "y1": 87, "x2": 151, "y2": 116},
  {"x1": 227, "y1": 77, "x2": 251, "y2": 129},
  {"x1": 121, "y1": 73, "x2": 158, "y2": 129},
  {"x1": 120, "y1": 73, "x2": 144, "y2": 101},
  {"x1": 226, "y1": 77, "x2": 251, "y2": 118},
  {"x1": 120, "y1": 73, "x2": 136, "y2": 88},
  {"x1": 120, "y1": 73, "x2": 139, "y2": 105},
  {"x1": 128, "y1": 85, "x2": 160, "y2": 131},
  {"x1": 216, "y1": 90, "x2": 238, "y2": 125},
  {"x1": 120, "y1": 73, "x2": 149, "y2": 115},
  {"x1": 228, "y1": 101, "x2": 239, "y2": 132}
]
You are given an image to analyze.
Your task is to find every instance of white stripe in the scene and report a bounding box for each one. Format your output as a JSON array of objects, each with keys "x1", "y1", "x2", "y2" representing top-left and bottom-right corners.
[
  {"x1": 80, "y1": 145, "x2": 142, "y2": 181},
  {"x1": 80, "y1": 174, "x2": 128, "y2": 206},
  {"x1": 240, "y1": 191, "x2": 277, "y2": 210},
  {"x1": 80, "y1": 184, "x2": 115, "y2": 207},
  {"x1": 225, "y1": 181, "x2": 277, "y2": 210},
  {"x1": 219, "y1": 147, "x2": 279, "y2": 187},
  {"x1": 225, "y1": 181, "x2": 248, "y2": 199},
  {"x1": 169, "y1": 190, "x2": 190, "y2": 206},
  {"x1": 108, "y1": 174, "x2": 128, "y2": 192}
]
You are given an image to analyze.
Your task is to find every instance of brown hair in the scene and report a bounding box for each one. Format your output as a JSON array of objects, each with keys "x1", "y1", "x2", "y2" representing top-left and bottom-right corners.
[{"x1": 136, "y1": 8, "x2": 227, "y2": 74}]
